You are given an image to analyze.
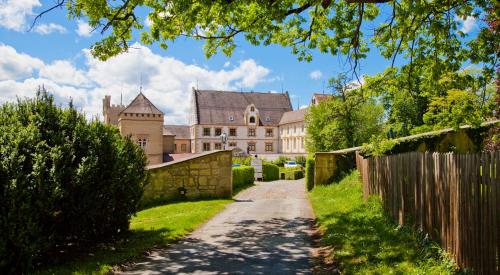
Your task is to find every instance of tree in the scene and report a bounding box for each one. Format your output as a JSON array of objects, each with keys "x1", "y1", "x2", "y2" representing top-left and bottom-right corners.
[
  {"x1": 34, "y1": 1, "x2": 497, "y2": 80},
  {"x1": 305, "y1": 74, "x2": 384, "y2": 152}
]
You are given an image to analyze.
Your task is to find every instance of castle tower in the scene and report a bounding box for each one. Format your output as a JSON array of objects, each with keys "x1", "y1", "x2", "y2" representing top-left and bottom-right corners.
[
  {"x1": 118, "y1": 93, "x2": 164, "y2": 165},
  {"x1": 103, "y1": 95, "x2": 125, "y2": 125}
]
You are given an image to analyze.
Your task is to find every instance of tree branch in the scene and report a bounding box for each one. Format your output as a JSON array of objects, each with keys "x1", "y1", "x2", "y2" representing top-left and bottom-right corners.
[{"x1": 29, "y1": 0, "x2": 65, "y2": 32}]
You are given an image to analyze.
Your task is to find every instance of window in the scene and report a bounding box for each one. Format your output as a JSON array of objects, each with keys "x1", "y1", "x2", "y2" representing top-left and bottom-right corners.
[
  {"x1": 181, "y1": 144, "x2": 187, "y2": 152},
  {"x1": 247, "y1": 142, "x2": 256, "y2": 152},
  {"x1": 175, "y1": 144, "x2": 177, "y2": 151},
  {"x1": 249, "y1": 116, "x2": 256, "y2": 123},
  {"x1": 266, "y1": 128, "x2": 273, "y2": 137},
  {"x1": 215, "y1": 128, "x2": 222, "y2": 136},
  {"x1": 229, "y1": 142, "x2": 237, "y2": 147},
  {"x1": 248, "y1": 128, "x2": 256, "y2": 137},
  {"x1": 229, "y1": 116, "x2": 234, "y2": 121},
  {"x1": 229, "y1": 128, "x2": 237, "y2": 136},
  {"x1": 265, "y1": 142, "x2": 273, "y2": 152},
  {"x1": 265, "y1": 116, "x2": 271, "y2": 122},
  {"x1": 203, "y1": 127, "x2": 211, "y2": 136},
  {"x1": 214, "y1": 143, "x2": 222, "y2": 150},
  {"x1": 203, "y1": 143, "x2": 211, "y2": 151},
  {"x1": 250, "y1": 106, "x2": 255, "y2": 112},
  {"x1": 137, "y1": 138, "x2": 147, "y2": 149}
]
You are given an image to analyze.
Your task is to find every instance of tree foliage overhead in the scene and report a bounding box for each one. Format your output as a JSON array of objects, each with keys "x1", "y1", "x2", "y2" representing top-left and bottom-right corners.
[{"x1": 38, "y1": 1, "x2": 497, "y2": 74}]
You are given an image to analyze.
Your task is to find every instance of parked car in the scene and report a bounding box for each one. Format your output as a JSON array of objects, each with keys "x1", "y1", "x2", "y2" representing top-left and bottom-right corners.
[{"x1": 284, "y1": 161, "x2": 298, "y2": 168}]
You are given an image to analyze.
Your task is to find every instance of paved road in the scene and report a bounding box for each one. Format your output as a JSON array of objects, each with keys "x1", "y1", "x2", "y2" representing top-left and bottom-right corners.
[{"x1": 121, "y1": 178, "x2": 315, "y2": 275}]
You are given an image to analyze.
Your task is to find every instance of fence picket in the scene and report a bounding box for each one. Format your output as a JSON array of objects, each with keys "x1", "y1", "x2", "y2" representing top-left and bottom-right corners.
[{"x1": 356, "y1": 151, "x2": 500, "y2": 273}]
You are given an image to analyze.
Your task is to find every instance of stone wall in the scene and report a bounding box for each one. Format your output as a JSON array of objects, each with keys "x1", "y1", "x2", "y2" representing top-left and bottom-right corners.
[
  {"x1": 142, "y1": 150, "x2": 232, "y2": 205},
  {"x1": 314, "y1": 149, "x2": 357, "y2": 185}
]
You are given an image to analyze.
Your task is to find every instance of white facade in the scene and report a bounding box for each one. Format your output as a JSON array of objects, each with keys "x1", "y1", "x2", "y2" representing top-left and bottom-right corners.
[{"x1": 279, "y1": 122, "x2": 307, "y2": 154}]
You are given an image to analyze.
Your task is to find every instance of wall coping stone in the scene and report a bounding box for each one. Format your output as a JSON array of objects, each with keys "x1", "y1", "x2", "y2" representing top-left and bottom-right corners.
[{"x1": 147, "y1": 150, "x2": 233, "y2": 170}]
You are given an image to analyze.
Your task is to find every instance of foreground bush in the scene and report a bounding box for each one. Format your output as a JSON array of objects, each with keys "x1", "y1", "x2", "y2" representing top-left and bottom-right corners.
[
  {"x1": 0, "y1": 89, "x2": 148, "y2": 273},
  {"x1": 232, "y1": 166, "x2": 254, "y2": 190},
  {"x1": 263, "y1": 163, "x2": 279, "y2": 181},
  {"x1": 306, "y1": 157, "x2": 315, "y2": 190}
]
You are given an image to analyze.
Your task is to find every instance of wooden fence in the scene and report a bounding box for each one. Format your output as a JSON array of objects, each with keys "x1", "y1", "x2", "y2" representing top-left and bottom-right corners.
[{"x1": 356, "y1": 151, "x2": 499, "y2": 274}]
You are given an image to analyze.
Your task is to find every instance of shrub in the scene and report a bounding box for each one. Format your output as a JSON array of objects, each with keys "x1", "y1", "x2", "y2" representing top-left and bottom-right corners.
[
  {"x1": 273, "y1": 155, "x2": 290, "y2": 167},
  {"x1": 263, "y1": 163, "x2": 279, "y2": 181},
  {"x1": 279, "y1": 167, "x2": 304, "y2": 180},
  {"x1": 233, "y1": 156, "x2": 253, "y2": 166},
  {"x1": 0, "y1": 89, "x2": 148, "y2": 273},
  {"x1": 294, "y1": 155, "x2": 307, "y2": 167},
  {"x1": 232, "y1": 166, "x2": 254, "y2": 190},
  {"x1": 306, "y1": 157, "x2": 315, "y2": 190}
]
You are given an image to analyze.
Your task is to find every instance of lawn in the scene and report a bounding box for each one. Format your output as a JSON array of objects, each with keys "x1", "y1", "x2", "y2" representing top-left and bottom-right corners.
[
  {"x1": 309, "y1": 170, "x2": 457, "y2": 274},
  {"x1": 40, "y1": 199, "x2": 231, "y2": 274}
]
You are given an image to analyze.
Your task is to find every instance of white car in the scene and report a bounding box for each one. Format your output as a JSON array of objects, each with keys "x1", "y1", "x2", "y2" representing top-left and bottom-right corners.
[{"x1": 284, "y1": 161, "x2": 298, "y2": 168}]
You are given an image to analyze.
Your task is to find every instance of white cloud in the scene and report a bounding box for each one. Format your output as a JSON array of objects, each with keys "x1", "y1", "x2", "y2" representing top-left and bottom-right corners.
[
  {"x1": 309, "y1": 70, "x2": 322, "y2": 80},
  {"x1": 0, "y1": 44, "x2": 44, "y2": 80},
  {"x1": 39, "y1": 60, "x2": 90, "y2": 86},
  {"x1": 0, "y1": 43, "x2": 271, "y2": 124},
  {"x1": 223, "y1": 61, "x2": 231, "y2": 68},
  {"x1": 299, "y1": 105, "x2": 308, "y2": 109},
  {"x1": 76, "y1": 20, "x2": 92, "y2": 37},
  {"x1": 0, "y1": 0, "x2": 40, "y2": 31},
  {"x1": 455, "y1": 15, "x2": 477, "y2": 34},
  {"x1": 34, "y1": 23, "x2": 66, "y2": 34}
]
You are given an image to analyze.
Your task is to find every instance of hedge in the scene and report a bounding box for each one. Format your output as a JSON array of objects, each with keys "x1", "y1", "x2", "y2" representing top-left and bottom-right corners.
[
  {"x1": 0, "y1": 89, "x2": 148, "y2": 273},
  {"x1": 279, "y1": 167, "x2": 304, "y2": 180},
  {"x1": 232, "y1": 166, "x2": 254, "y2": 190},
  {"x1": 306, "y1": 157, "x2": 315, "y2": 191},
  {"x1": 263, "y1": 163, "x2": 280, "y2": 181}
]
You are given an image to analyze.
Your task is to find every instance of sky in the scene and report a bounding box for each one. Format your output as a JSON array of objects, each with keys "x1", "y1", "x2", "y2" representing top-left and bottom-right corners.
[{"x1": 0, "y1": 0, "x2": 479, "y2": 124}]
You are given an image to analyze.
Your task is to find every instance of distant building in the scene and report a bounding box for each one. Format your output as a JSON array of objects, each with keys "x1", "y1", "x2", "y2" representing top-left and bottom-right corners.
[
  {"x1": 103, "y1": 89, "x2": 317, "y2": 164},
  {"x1": 311, "y1": 93, "x2": 334, "y2": 105},
  {"x1": 163, "y1": 125, "x2": 191, "y2": 154},
  {"x1": 279, "y1": 108, "x2": 308, "y2": 154},
  {"x1": 189, "y1": 89, "x2": 293, "y2": 154}
]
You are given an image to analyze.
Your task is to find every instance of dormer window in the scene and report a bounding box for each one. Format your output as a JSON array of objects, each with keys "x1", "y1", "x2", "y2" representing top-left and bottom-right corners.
[
  {"x1": 265, "y1": 117, "x2": 271, "y2": 122},
  {"x1": 229, "y1": 116, "x2": 234, "y2": 121},
  {"x1": 249, "y1": 116, "x2": 256, "y2": 123},
  {"x1": 250, "y1": 106, "x2": 255, "y2": 112}
]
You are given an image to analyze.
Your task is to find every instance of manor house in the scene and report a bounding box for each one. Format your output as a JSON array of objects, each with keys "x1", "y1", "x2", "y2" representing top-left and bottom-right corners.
[{"x1": 103, "y1": 89, "x2": 332, "y2": 164}]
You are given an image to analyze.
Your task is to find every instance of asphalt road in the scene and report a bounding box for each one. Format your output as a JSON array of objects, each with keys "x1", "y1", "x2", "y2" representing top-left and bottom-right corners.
[{"x1": 121, "y1": 178, "x2": 315, "y2": 275}]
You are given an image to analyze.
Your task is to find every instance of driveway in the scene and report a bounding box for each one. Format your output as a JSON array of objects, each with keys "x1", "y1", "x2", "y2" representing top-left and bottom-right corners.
[{"x1": 121, "y1": 178, "x2": 315, "y2": 274}]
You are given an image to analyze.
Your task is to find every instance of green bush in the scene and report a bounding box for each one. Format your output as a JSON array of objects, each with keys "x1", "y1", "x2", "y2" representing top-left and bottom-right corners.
[
  {"x1": 232, "y1": 166, "x2": 254, "y2": 190},
  {"x1": 233, "y1": 156, "x2": 253, "y2": 166},
  {"x1": 294, "y1": 155, "x2": 307, "y2": 167},
  {"x1": 279, "y1": 167, "x2": 304, "y2": 180},
  {"x1": 273, "y1": 155, "x2": 290, "y2": 167},
  {"x1": 306, "y1": 157, "x2": 315, "y2": 190},
  {"x1": 0, "y1": 89, "x2": 148, "y2": 273},
  {"x1": 263, "y1": 163, "x2": 280, "y2": 181}
]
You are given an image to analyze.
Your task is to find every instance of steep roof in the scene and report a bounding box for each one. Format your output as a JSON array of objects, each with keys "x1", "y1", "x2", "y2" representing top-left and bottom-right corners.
[
  {"x1": 193, "y1": 89, "x2": 293, "y2": 126},
  {"x1": 279, "y1": 108, "x2": 308, "y2": 125},
  {"x1": 312, "y1": 93, "x2": 334, "y2": 104},
  {"x1": 121, "y1": 92, "x2": 163, "y2": 115},
  {"x1": 163, "y1": 125, "x2": 191, "y2": 139}
]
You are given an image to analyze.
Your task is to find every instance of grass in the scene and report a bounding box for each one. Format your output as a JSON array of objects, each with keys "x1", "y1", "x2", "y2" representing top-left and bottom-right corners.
[
  {"x1": 309, "y1": 170, "x2": 457, "y2": 274},
  {"x1": 39, "y1": 199, "x2": 231, "y2": 274}
]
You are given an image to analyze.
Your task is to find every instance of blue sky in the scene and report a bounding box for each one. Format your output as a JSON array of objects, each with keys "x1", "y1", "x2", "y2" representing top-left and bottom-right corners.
[{"x1": 0, "y1": 0, "x2": 480, "y2": 124}]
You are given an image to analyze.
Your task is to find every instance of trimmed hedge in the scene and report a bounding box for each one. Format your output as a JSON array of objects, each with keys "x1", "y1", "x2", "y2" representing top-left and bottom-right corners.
[
  {"x1": 232, "y1": 166, "x2": 254, "y2": 190},
  {"x1": 306, "y1": 157, "x2": 315, "y2": 191},
  {"x1": 263, "y1": 163, "x2": 280, "y2": 181},
  {"x1": 279, "y1": 167, "x2": 305, "y2": 180},
  {"x1": 0, "y1": 90, "x2": 148, "y2": 273}
]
